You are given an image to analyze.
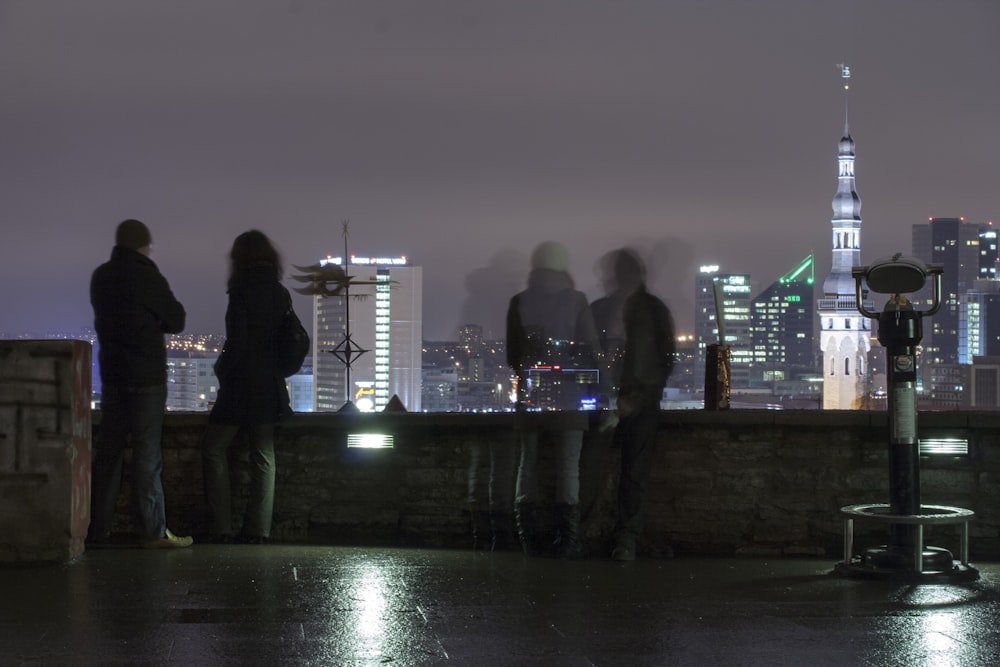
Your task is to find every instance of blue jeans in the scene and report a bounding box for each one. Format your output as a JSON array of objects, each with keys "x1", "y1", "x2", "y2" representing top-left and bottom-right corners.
[
  {"x1": 515, "y1": 430, "x2": 583, "y2": 506},
  {"x1": 89, "y1": 384, "x2": 167, "y2": 542},
  {"x1": 202, "y1": 423, "x2": 276, "y2": 538}
]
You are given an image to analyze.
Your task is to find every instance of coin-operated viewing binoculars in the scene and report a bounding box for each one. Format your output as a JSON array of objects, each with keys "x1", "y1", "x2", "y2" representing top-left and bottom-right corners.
[{"x1": 836, "y1": 254, "x2": 978, "y2": 581}]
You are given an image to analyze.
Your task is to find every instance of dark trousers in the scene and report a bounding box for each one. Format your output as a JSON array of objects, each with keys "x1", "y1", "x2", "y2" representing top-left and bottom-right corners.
[
  {"x1": 202, "y1": 423, "x2": 276, "y2": 538},
  {"x1": 90, "y1": 384, "x2": 168, "y2": 541},
  {"x1": 467, "y1": 439, "x2": 517, "y2": 513},
  {"x1": 613, "y1": 405, "x2": 660, "y2": 541}
]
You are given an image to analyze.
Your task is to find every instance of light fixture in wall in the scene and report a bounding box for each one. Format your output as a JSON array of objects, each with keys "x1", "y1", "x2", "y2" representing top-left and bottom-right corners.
[
  {"x1": 918, "y1": 437, "x2": 969, "y2": 456},
  {"x1": 347, "y1": 433, "x2": 394, "y2": 449}
]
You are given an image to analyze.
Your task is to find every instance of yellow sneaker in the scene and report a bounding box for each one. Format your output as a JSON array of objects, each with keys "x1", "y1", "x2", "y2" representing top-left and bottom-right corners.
[{"x1": 142, "y1": 528, "x2": 194, "y2": 549}]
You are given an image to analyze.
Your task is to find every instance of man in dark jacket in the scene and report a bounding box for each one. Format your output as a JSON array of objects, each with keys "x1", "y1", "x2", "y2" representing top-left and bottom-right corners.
[
  {"x1": 592, "y1": 249, "x2": 675, "y2": 561},
  {"x1": 89, "y1": 219, "x2": 192, "y2": 548}
]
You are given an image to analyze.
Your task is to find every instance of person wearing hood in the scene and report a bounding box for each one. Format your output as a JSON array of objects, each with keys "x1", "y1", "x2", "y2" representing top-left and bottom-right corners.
[{"x1": 506, "y1": 241, "x2": 600, "y2": 558}]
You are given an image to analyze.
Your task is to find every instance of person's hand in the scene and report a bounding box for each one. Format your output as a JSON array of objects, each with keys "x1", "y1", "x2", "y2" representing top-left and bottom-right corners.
[
  {"x1": 616, "y1": 394, "x2": 637, "y2": 417},
  {"x1": 598, "y1": 410, "x2": 619, "y2": 432}
]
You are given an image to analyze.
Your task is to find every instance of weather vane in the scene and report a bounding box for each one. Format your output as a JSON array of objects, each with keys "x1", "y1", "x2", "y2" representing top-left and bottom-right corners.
[
  {"x1": 837, "y1": 63, "x2": 852, "y2": 130},
  {"x1": 290, "y1": 218, "x2": 380, "y2": 410}
]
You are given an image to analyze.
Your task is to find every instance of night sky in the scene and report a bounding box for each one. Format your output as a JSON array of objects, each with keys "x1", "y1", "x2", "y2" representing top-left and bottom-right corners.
[{"x1": 2, "y1": 1, "x2": 997, "y2": 341}]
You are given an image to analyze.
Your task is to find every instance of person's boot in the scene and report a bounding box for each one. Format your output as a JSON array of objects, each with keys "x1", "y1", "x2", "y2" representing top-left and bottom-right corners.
[
  {"x1": 553, "y1": 503, "x2": 581, "y2": 560},
  {"x1": 490, "y1": 511, "x2": 516, "y2": 552},
  {"x1": 514, "y1": 502, "x2": 541, "y2": 556}
]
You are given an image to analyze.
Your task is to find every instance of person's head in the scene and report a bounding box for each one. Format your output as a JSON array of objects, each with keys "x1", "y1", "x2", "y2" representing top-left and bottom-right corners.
[
  {"x1": 228, "y1": 230, "x2": 282, "y2": 283},
  {"x1": 115, "y1": 219, "x2": 152, "y2": 255},
  {"x1": 613, "y1": 248, "x2": 645, "y2": 293},
  {"x1": 529, "y1": 240, "x2": 570, "y2": 274},
  {"x1": 598, "y1": 247, "x2": 646, "y2": 296}
]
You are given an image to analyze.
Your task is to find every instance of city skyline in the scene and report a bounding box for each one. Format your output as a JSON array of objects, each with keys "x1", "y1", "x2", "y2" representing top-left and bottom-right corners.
[{"x1": 1, "y1": 1, "x2": 997, "y2": 341}]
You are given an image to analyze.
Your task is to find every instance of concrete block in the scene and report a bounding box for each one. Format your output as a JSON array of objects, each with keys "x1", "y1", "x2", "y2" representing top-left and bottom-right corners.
[{"x1": 0, "y1": 340, "x2": 91, "y2": 563}]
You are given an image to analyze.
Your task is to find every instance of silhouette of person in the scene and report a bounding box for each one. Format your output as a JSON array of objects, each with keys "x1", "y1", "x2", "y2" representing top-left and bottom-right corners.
[
  {"x1": 201, "y1": 230, "x2": 293, "y2": 544},
  {"x1": 591, "y1": 248, "x2": 675, "y2": 561},
  {"x1": 464, "y1": 437, "x2": 517, "y2": 551},
  {"x1": 89, "y1": 219, "x2": 192, "y2": 548},
  {"x1": 506, "y1": 241, "x2": 599, "y2": 558}
]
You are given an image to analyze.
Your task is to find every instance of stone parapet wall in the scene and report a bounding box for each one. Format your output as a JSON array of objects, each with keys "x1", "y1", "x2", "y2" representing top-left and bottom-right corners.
[
  {"x1": 1, "y1": 340, "x2": 92, "y2": 563},
  {"x1": 104, "y1": 410, "x2": 1000, "y2": 560}
]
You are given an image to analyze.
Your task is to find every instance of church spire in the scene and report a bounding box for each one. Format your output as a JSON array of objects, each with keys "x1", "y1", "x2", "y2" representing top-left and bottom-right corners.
[
  {"x1": 823, "y1": 64, "x2": 862, "y2": 297},
  {"x1": 818, "y1": 64, "x2": 872, "y2": 410}
]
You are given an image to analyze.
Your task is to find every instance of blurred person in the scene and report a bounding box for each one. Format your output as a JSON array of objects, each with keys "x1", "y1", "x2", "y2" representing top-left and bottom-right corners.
[
  {"x1": 201, "y1": 230, "x2": 293, "y2": 544},
  {"x1": 506, "y1": 241, "x2": 600, "y2": 558},
  {"x1": 89, "y1": 219, "x2": 192, "y2": 548},
  {"x1": 591, "y1": 248, "x2": 675, "y2": 561},
  {"x1": 464, "y1": 439, "x2": 517, "y2": 551}
]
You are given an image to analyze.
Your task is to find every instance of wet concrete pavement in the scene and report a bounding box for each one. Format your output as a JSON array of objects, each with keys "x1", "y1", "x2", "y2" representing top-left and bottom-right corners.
[{"x1": 2, "y1": 546, "x2": 999, "y2": 666}]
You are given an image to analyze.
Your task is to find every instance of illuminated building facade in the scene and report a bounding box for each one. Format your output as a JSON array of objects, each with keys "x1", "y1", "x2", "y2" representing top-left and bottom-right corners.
[
  {"x1": 911, "y1": 217, "x2": 988, "y2": 367},
  {"x1": 165, "y1": 353, "x2": 219, "y2": 411},
  {"x1": 818, "y1": 66, "x2": 872, "y2": 409},
  {"x1": 523, "y1": 366, "x2": 600, "y2": 411},
  {"x1": 959, "y1": 282, "x2": 1000, "y2": 363},
  {"x1": 694, "y1": 266, "x2": 752, "y2": 391},
  {"x1": 750, "y1": 255, "x2": 816, "y2": 386},
  {"x1": 313, "y1": 255, "x2": 422, "y2": 412}
]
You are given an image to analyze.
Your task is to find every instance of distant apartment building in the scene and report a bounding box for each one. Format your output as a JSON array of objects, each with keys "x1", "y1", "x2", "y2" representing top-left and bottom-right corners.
[
  {"x1": 421, "y1": 366, "x2": 459, "y2": 412},
  {"x1": 750, "y1": 255, "x2": 816, "y2": 387},
  {"x1": 165, "y1": 352, "x2": 312, "y2": 412},
  {"x1": 313, "y1": 254, "x2": 422, "y2": 412},
  {"x1": 422, "y1": 332, "x2": 511, "y2": 412},
  {"x1": 166, "y1": 353, "x2": 219, "y2": 411}
]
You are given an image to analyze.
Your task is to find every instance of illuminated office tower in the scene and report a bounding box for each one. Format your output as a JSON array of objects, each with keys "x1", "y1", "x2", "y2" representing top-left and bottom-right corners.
[
  {"x1": 750, "y1": 255, "x2": 815, "y2": 386},
  {"x1": 313, "y1": 255, "x2": 422, "y2": 412},
  {"x1": 911, "y1": 217, "x2": 987, "y2": 366},
  {"x1": 694, "y1": 266, "x2": 752, "y2": 391},
  {"x1": 959, "y1": 284, "x2": 1000, "y2": 364},
  {"x1": 818, "y1": 65, "x2": 872, "y2": 409}
]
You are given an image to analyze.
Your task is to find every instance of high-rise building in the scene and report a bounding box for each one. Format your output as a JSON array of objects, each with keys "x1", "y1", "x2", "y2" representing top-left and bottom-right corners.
[
  {"x1": 958, "y1": 283, "x2": 1000, "y2": 364},
  {"x1": 750, "y1": 255, "x2": 816, "y2": 386},
  {"x1": 694, "y1": 266, "x2": 752, "y2": 391},
  {"x1": 165, "y1": 353, "x2": 220, "y2": 411},
  {"x1": 313, "y1": 254, "x2": 422, "y2": 412},
  {"x1": 911, "y1": 216, "x2": 985, "y2": 366},
  {"x1": 818, "y1": 65, "x2": 872, "y2": 409}
]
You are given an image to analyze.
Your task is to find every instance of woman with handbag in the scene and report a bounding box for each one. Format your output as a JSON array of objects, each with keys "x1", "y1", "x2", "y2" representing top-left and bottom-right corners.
[{"x1": 202, "y1": 230, "x2": 296, "y2": 544}]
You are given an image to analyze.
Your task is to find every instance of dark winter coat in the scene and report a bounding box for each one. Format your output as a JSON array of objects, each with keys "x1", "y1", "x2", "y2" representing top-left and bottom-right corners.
[
  {"x1": 209, "y1": 262, "x2": 292, "y2": 425},
  {"x1": 506, "y1": 268, "x2": 600, "y2": 372},
  {"x1": 618, "y1": 286, "x2": 675, "y2": 408},
  {"x1": 91, "y1": 245, "x2": 186, "y2": 387}
]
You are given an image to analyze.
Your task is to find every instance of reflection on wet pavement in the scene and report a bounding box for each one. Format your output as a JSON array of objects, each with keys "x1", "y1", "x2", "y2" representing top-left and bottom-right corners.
[{"x1": 2, "y1": 546, "x2": 998, "y2": 665}]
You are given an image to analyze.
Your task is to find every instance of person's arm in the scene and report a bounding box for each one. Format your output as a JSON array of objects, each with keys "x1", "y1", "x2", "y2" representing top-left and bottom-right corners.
[
  {"x1": 147, "y1": 267, "x2": 186, "y2": 334},
  {"x1": 214, "y1": 290, "x2": 248, "y2": 380}
]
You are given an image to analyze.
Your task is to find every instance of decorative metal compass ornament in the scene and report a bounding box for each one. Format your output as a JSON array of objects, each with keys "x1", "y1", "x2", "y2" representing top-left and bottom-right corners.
[{"x1": 290, "y1": 219, "x2": 381, "y2": 409}]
